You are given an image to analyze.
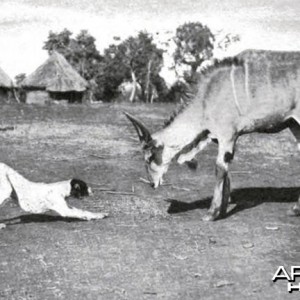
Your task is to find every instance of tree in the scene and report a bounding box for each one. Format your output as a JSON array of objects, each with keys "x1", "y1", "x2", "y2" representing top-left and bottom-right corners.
[
  {"x1": 43, "y1": 28, "x2": 73, "y2": 58},
  {"x1": 43, "y1": 29, "x2": 102, "y2": 81},
  {"x1": 94, "y1": 44, "x2": 130, "y2": 101},
  {"x1": 121, "y1": 31, "x2": 164, "y2": 102},
  {"x1": 73, "y1": 30, "x2": 102, "y2": 80},
  {"x1": 215, "y1": 31, "x2": 240, "y2": 52},
  {"x1": 15, "y1": 73, "x2": 26, "y2": 86},
  {"x1": 96, "y1": 31, "x2": 166, "y2": 102},
  {"x1": 173, "y1": 22, "x2": 215, "y2": 78}
]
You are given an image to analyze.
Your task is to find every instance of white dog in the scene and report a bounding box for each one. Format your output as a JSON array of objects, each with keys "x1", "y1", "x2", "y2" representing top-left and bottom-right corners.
[{"x1": 0, "y1": 163, "x2": 108, "y2": 227}]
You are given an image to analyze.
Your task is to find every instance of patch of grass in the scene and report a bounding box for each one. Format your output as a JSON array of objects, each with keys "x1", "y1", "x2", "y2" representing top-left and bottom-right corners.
[{"x1": 0, "y1": 102, "x2": 299, "y2": 300}]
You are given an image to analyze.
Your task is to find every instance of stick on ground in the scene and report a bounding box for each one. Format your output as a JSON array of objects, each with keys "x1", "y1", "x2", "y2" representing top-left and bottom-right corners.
[
  {"x1": 89, "y1": 154, "x2": 110, "y2": 159},
  {"x1": 93, "y1": 188, "x2": 137, "y2": 196},
  {"x1": 138, "y1": 177, "x2": 172, "y2": 186}
]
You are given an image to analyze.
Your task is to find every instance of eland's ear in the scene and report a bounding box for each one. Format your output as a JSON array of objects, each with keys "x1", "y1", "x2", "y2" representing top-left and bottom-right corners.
[{"x1": 124, "y1": 112, "x2": 152, "y2": 144}]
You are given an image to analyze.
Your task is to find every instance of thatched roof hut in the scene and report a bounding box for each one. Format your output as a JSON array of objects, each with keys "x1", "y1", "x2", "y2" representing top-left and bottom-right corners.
[
  {"x1": 22, "y1": 51, "x2": 88, "y2": 103},
  {"x1": 0, "y1": 66, "x2": 13, "y2": 102}
]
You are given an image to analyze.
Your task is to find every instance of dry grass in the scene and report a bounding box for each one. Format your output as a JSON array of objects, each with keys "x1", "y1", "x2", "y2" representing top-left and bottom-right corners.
[{"x1": 0, "y1": 102, "x2": 300, "y2": 299}]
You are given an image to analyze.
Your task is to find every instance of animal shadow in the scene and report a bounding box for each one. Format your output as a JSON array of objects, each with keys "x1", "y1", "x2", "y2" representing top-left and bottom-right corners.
[
  {"x1": 0, "y1": 214, "x2": 83, "y2": 225},
  {"x1": 166, "y1": 187, "x2": 300, "y2": 218}
]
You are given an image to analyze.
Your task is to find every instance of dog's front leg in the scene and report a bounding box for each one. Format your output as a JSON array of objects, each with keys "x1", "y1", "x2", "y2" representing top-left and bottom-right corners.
[
  {"x1": 65, "y1": 207, "x2": 108, "y2": 220},
  {"x1": 51, "y1": 201, "x2": 108, "y2": 220}
]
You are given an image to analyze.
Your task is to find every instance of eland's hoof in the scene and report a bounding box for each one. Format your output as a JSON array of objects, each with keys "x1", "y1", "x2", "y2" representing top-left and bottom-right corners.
[
  {"x1": 287, "y1": 205, "x2": 300, "y2": 217},
  {"x1": 202, "y1": 213, "x2": 217, "y2": 222}
]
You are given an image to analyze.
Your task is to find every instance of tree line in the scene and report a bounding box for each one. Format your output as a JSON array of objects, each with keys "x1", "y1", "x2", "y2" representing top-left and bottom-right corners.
[{"x1": 17, "y1": 22, "x2": 240, "y2": 103}]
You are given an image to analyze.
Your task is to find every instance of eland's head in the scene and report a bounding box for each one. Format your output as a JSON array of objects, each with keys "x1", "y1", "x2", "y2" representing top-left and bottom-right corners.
[{"x1": 125, "y1": 112, "x2": 172, "y2": 189}]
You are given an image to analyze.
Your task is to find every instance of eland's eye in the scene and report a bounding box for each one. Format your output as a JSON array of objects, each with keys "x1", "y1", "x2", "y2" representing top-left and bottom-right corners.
[
  {"x1": 145, "y1": 152, "x2": 155, "y2": 164},
  {"x1": 149, "y1": 153, "x2": 155, "y2": 163}
]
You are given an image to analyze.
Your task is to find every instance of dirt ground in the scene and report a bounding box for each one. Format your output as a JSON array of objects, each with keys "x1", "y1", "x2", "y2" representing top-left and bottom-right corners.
[{"x1": 0, "y1": 103, "x2": 300, "y2": 300}]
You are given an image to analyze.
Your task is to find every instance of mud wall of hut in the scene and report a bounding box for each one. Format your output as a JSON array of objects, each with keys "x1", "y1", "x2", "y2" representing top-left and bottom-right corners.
[
  {"x1": 0, "y1": 88, "x2": 11, "y2": 103},
  {"x1": 26, "y1": 90, "x2": 49, "y2": 104},
  {"x1": 25, "y1": 90, "x2": 86, "y2": 104},
  {"x1": 49, "y1": 91, "x2": 85, "y2": 103}
]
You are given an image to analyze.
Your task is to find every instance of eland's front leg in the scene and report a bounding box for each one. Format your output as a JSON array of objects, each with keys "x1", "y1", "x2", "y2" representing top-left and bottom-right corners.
[{"x1": 203, "y1": 140, "x2": 235, "y2": 221}]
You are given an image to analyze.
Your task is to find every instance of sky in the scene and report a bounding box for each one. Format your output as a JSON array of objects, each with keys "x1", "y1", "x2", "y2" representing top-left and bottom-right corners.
[{"x1": 0, "y1": 0, "x2": 300, "y2": 83}]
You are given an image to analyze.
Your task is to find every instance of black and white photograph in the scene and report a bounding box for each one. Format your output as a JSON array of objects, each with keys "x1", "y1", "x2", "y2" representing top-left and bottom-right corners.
[{"x1": 0, "y1": 1, "x2": 300, "y2": 299}]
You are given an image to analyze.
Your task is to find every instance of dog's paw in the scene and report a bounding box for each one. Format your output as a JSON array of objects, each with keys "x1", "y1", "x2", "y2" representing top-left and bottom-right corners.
[
  {"x1": 0, "y1": 223, "x2": 6, "y2": 230},
  {"x1": 96, "y1": 213, "x2": 108, "y2": 219},
  {"x1": 83, "y1": 212, "x2": 109, "y2": 221}
]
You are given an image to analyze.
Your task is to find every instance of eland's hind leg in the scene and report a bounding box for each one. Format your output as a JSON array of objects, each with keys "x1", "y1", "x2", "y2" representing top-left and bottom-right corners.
[
  {"x1": 287, "y1": 116, "x2": 300, "y2": 215},
  {"x1": 203, "y1": 136, "x2": 236, "y2": 221}
]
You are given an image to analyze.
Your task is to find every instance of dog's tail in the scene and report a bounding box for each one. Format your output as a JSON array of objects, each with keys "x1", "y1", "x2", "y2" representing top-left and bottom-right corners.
[
  {"x1": 3, "y1": 164, "x2": 29, "y2": 201},
  {"x1": 6, "y1": 173, "x2": 18, "y2": 201}
]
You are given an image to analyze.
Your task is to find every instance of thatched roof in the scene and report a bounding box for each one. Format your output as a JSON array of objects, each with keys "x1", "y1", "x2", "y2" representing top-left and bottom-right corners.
[
  {"x1": 0, "y1": 66, "x2": 13, "y2": 88},
  {"x1": 22, "y1": 51, "x2": 88, "y2": 92}
]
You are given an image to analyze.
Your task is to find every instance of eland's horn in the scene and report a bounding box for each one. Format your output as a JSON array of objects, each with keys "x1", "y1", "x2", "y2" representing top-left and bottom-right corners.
[{"x1": 124, "y1": 112, "x2": 152, "y2": 143}]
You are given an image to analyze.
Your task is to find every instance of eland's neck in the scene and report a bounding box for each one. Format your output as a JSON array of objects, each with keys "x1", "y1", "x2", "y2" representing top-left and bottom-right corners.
[{"x1": 153, "y1": 104, "x2": 206, "y2": 155}]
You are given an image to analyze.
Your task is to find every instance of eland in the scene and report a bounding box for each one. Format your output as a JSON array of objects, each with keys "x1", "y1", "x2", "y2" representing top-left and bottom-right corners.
[{"x1": 125, "y1": 49, "x2": 300, "y2": 221}]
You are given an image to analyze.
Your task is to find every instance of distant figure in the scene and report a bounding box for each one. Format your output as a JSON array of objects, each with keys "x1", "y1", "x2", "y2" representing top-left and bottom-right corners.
[{"x1": 118, "y1": 80, "x2": 142, "y2": 102}]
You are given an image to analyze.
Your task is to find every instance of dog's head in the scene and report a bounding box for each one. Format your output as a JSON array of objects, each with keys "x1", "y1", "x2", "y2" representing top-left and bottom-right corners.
[{"x1": 70, "y1": 179, "x2": 92, "y2": 198}]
